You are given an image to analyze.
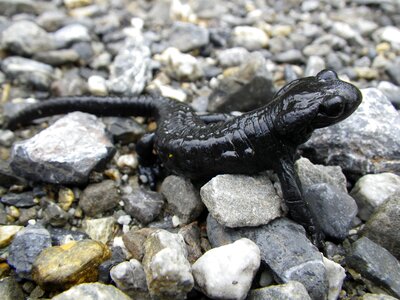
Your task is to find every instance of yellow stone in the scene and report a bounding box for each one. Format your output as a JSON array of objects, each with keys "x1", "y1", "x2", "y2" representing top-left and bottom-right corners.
[
  {"x1": 0, "y1": 225, "x2": 23, "y2": 248},
  {"x1": 32, "y1": 239, "x2": 111, "y2": 291},
  {"x1": 0, "y1": 262, "x2": 10, "y2": 277},
  {"x1": 58, "y1": 187, "x2": 75, "y2": 211}
]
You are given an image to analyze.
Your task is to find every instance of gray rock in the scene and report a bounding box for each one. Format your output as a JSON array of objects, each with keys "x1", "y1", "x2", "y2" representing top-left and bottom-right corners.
[
  {"x1": 295, "y1": 157, "x2": 347, "y2": 192},
  {"x1": 1, "y1": 56, "x2": 54, "y2": 90},
  {"x1": 386, "y1": 58, "x2": 400, "y2": 86},
  {"x1": 0, "y1": 129, "x2": 15, "y2": 147},
  {"x1": 10, "y1": 112, "x2": 115, "y2": 185},
  {"x1": 232, "y1": 26, "x2": 269, "y2": 51},
  {"x1": 346, "y1": 237, "x2": 400, "y2": 298},
  {"x1": 7, "y1": 224, "x2": 51, "y2": 280},
  {"x1": 216, "y1": 47, "x2": 250, "y2": 67},
  {"x1": 33, "y1": 49, "x2": 81, "y2": 66},
  {"x1": 323, "y1": 257, "x2": 346, "y2": 300},
  {"x1": 351, "y1": 173, "x2": 400, "y2": 221},
  {"x1": 304, "y1": 56, "x2": 326, "y2": 77},
  {"x1": 1, "y1": 191, "x2": 37, "y2": 208},
  {"x1": 304, "y1": 183, "x2": 358, "y2": 241},
  {"x1": 362, "y1": 294, "x2": 399, "y2": 300},
  {"x1": 362, "y1": 193, "x2": 400, "y2": 260},
  {"x1": 82, "y1": 217, "x2": 116, "y2": 244},
  {"x1": 51, "y1": 283, "x2": 132, "y2": 300},
  {"x1": 142, "y1": 230, "x2": 194, "y2": 299},
  {"x1": 107, "y1": 39, "x2": 152, "y2": 96},
  {"x1": 192, "y1": 238, "x2": 260, "y2": 300},
  {"x1": 377, "y1": 81, "x2": 400, "y2": 107},
  {"x1": 200, "y1": 174, "x2": 282, "y2": 227},
  {"x1": 274, "y1": 49, "x2": 305, "y2": 64},
  {"x1": 36, "y1": 10, "x2": 67, "y2": 31},
  {"x1": 208, "y1": 52, "x2": 276, "y2": 112},
  {"x1": 110, "y1": 259, "x2": 148, "y2": 298},
  {"x1": 80, "y1": 180, "x2": 120, "y2": 217},
  {"x1": 42, "y1": 202, "x2": 69, "y2": 227},
  {"x1": 122, "y1": 228, "x2": 156, "y2": 261},
  {"x1": 103, "y1": 117, "x2": 146, "y2": 144},
  {"x1": 178, "y1": 223, "x2": 202, "y2": 264},
  {"x1": 122, "y1": 188, "x2": 164, "y2": 224},
  {"x1": 302, "y1": 88, "x2": 400, "y2": 176},
  {"x1": 0, "y1": 0, "x2": 38, "y2": 16},
  {"x1": 248, "y1": 281, "x2": 311, "y2": 300},
  {"x1": 0, "y1": 20, "x2": 55, "y2": 56},
  {"x1": 48, "y1": 228, "x2": 89, "y2": 246},
  {"x1": 303, "y1": 44, "x2": 331, "y2": 57},
  {"x1": 0, "y1": 161, "x2": 26, "y2": 188},
  {"x1": 52, "y1": 23, "x2": 91, "y2": 48},
  {"x1": 168, "y1": 22, "x2": 209, "y2": 52},
  {"x1": 0, "y1": 277, "x2": 25, "y2": 300},
  {"x1": 161, "y1": 175, "x2": 204, "y2": 224}
]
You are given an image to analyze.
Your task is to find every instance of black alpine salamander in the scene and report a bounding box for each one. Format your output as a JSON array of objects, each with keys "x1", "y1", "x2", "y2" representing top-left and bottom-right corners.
[{"x1": 5, "y1": 69, "x2": 362, "y2": 246}]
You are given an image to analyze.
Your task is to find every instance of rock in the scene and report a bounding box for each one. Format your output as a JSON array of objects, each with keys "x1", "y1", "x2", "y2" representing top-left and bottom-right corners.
[
  {"x1": 122, "y1": 188, "x2": 164, "y2": 224},
  {"x1": 0, "y1": 225, "x2": 23, "y2": 248},
  {"x1": 0, "y1": 161, "x2": 26, "y2": 188},
  {"x1": 274, "y1": 49, "x2": 304, "y2": 64},
  {"x1": 48, "y1": 228, "x2": 89, "y2": 246},
  {"x1": 42, "y1": 202, "x2": 69, "y2": 227},
  {"x1": 232, "y1": 26, "x2": 269, "y2": 51},
  {"x1": 122, "y1": 228, "x2": 156, "y2": 261},
  {"x1": 216, "y1": 47, "x2": 250, "y2": 67},
  {"x1": 304, "y1": 56, "x2": 326, "y2": 77},
  {"x1": 33, "y1": 49, "x2": 81, "y2": 66},
  {"x1": 350, "y1": 173, "x2": 400, "y2": 221},
  {"x1": 51, "y1": 282, "x2": 131, "y2": 300},
  {"x1": 110, "y1": 259, "x2": 148, "y2": 298},
  {"x1": 10, "y1": 112, "x2": 116, "y2": 185},
  {"x1": 98, "y1": 246, "x2": 126, "y2": 284},
  {"x1": 386, "y1": 58, "x2": 400, "y2": 86},
  {"x1": 167, "y1": 22, "x2": 209, "y2": 52},
  {"x1": 362, "y1": 194, "x2": 400, "y2": 260},
  {"x1": 36, "y1": 10, "x2": 67, "y2": 31},
  {"x1": 1, "y1": 56, "x2": 54, "y2": 90},
  {"x1": 376, "y1": 26, "x2": 400, "y2": 45},
  {"x1": 377, "y1": 81, "x2": 400, "y2": 107},
  {"x1": 18, "y1": 207, "x2": 38, "y2": 225},
  {"x1": 346, "y1": 237, "x2": 400, "y2": 298},
  {"x1": 58, "y1": 187, "x2": 75, "y2": 211},
  {"x1": 142, "y1": 230, "x2": 194, "y2": 299},
  {"x1": 116, "y1": 154, "x2": 138, "y2": 170},
  {"x1": 304, "y1": 183, "x2": 358, "y2": 241},
  {"x1": 0, "y1": 0, "x2": 38, "y2": 16},
  {"x1": 323, "y1": 257, "x2": 346, "y2": 300},
  {"x1": 331, "y1": 21, "x2": 364, "y2": 45},
  {"x1": 208, "y1": 52, "x2": 276, "y2": 112},
  {"x1": 362, "y1": 294, "x2": 399, "y2": 300},
  {"x1": 32, "y1": 240, "x2": 111, "y2": 291},
  {"x1": 295, "y1": 157, "x2": 347, "y2": 192},
  {"x1": 1, "y1": 191, "x2": 38, "y2": 208},
  {"x1": 0, "y1": 129, "x2": 15, "y2": 147},
  {"x1": 0, "y1": 277, "x2": 25, "y2": 300},
  {"x1": 161, "y1": 175, "x2": 204, "y2": 225},
  {"x1": 88, "y1": 75, "x2": 108, "y2": 96},
  {"x1": 7, "y1": 224, "x2": 51, "y2": 280},
  {"x1": 178, "y1": 223, "x2": 203, "y2": 264},
  {"x1": 52, "y1": 23, "x2": 91, "y2": 48},
  {"x1": 82, "y1": 217, "x2": 116, "y2": 244},
  {"x1": 192, "y1": 238, "x2": 260, "y2": 300},
  {"x1": 1, "y1": 20, "x2": 55, "y2": 56},
  {"x1": 103, "y1": 117, "x2": 145, "y2": 144},
  {"x1": 248, "y1": 281, "x2": 311, "y2": 300},
  {"x1": 107, "y1": 39, "x2": 152, "y2": 96},
  {"x1": 302, "y1": 88, "x2": 400, "y2": 176},
  {"x1": 79, "y1": 180, "x2": 120, "y2": 217},
  {"x1": 200, "y1": 174, "x2": 282, "y2": 227}
]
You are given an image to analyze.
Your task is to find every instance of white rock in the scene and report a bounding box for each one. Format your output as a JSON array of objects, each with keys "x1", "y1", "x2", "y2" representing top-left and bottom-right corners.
[
  {"x1": 350, "y1": 173, "x2": 400, "y2": 221},
  {"x1": 82, "y1": 217, "x2": 116, "y2": 244},
  {"x1": 117, "y1": 154, "x2": 138, "y2": 169},
  {"x1": 88, "y1": 75, "x2": 108, "y2": 96},
  {"x1": 192, "y1": 238, "x2": 260, "y2": 300},
  {"x1": 53, "y1": 23, "x2": 91, "y2": 48},
  {"x1": 379, "y1": 26, "x2": 400, "y2": 45},
  {"x1": 232, "y1": 26, "x2": 269, "y2": 51},
  {"x1": 248, "y1": 281, "x2": 311, "y2": 300},
  {"x1": 110, "y1": 259, "x2": 148, "y2": 294},
  {"x1": 323, "y1": 257, "x2": 346, "y2": 300}
]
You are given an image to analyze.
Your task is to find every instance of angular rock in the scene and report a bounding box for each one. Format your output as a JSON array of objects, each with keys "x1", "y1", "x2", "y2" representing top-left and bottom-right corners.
[
  {"x1": 122, "y1": 228, "x2": 156, "y2": 261},
  {"x1": 79, "y1": 180, "x2": 120, "y2": 217},
  {"x1": 200, "y1": 174, "x2": 282, "y2": 228},
  {"x1": 48, "y1": 228, "x2": 89, "y2": 246},
  {"x1": 82, "y1": 217, "x2": 116, "y2": 244},
  {"x1": 0, "y1": 277, "x2": 25, "y2": 300},
  {"x1": 10, "y1": 112, "x2": 116, "y2": 185},
  {"x1": 7, "y1": 224, "x2": 51, "y2": 280},
  {"x1": 0, "y1": 225, "x2": 23, "y2": 248},
  {"x1": 1, "y1": 56, "x2": 54, "y2": 90},
  {"x1": 248, "y1": 281, "x2": 311, "y2": 300},
  {"x1": 142, "y1": 230, "x2": 194, "y2": 299},
  {"x1": 32, "y1": 240, "x2": 111, "y2": 291},
  {"x1": 304, "y1": 183, "x2": 358, "y2": 241},
  {"x1": 0, "y1": 160, "x2": 26, "y2": 188},
  {"x1": 98, "y1": 246, "x2": 126, "y2": 284},
  {"x1": 168, "y1": 22, "x2": 209, "y2": 52},
  {"x1": 178, "y1": 223, "x2": 203, "y2": 264},
  {"x1": 216, "y1": 47, "x2": 250, "y2": 67},
  {"x1": 42, "y1": 202, "x2": 69, "y2": 227},
  {"x1": 350, "y1": 173, "x2": 400, "y2": 221},
  {"x1": 208, "y1": 52, "x2": 275, "y2": 112},
  {"x1": 232, "y1": 26, "x2": 269, "y2": 51},
  {"x1": 323, "y1": 257, "x2": 346, "y2": 300},
  {"x1": 1, "y1": 191, "x2": 38, "y2": 208},
  {"x1": 362, "y1": 194, "x2": 400, "y2": 260},
  {"x1": 192, "y1": 238, "x2": 260, "y2": 300},
  {"x1": 103, "y1": 117, "x2": 145, "y2": 144},
  {"x1": 51, "y1": 282, "x2": 131, "y2": 300},
  {"x1": 346, "y1": 237, "x2": 400, "y2": 298},
  {"x1": 302, "y1": 88, "x2": 400, "y2": 176},
  {"x1": 110, "y1": 259, "x2": 148, "y2": 298},
  {"x1": 161, "y1": 175, "x2": 204, "y2": 224},
  {"x1": 122, "y1": 188, "x2": 164, "y2": 224}
]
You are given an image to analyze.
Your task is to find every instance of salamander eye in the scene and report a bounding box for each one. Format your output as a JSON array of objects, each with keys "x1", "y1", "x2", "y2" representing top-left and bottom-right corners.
[{"x1": 320, "y1": 96, "x2": 345, "y2": 117}]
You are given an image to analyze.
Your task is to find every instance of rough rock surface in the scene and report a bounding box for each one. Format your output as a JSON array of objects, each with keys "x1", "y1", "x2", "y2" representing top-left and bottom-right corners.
[
  {"x1": 51, "y1": 282, "x2": 131, "y2": 300},
  {"x1": 248, "y1": 281, "x2": 311, "y2": 300}
]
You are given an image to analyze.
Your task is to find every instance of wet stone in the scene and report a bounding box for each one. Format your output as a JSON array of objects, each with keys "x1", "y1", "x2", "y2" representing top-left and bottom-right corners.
[
  {"x1": 1, "y1": 191, "x2": 37, "y2": 208},
  {"x1": 161, "y1": 175, "x2": 204, "y2": 225},
  {"x1": 346, "y1": 237, "x2": 400, "y2": 298},
  {"x1": 248, "y1": 281, "x2": 311, "y2": 300},
  {"x1": 10, "y1": 112, "x2": 116, "y2": 185},
  {"x1": 167, "y1": 21, "x2": 209, "y2": 52},
  {"x1": 32, "y1": 239, "x2": 111, "y2": 291},
  {"x1": 122, "y1": 187, "x2": 164, "y2": 224},
  {"x1": 192, "y1": 238, "x2": 260, "y2": 300},
  {"x1": 51, "y1": 282, "x2": 131, "y2": 300},
  {"x1": 79, "y1": 180, "x2": 120, "y2": 217},
  {"x1": 98, "y1": 245, "x2": 126, "y2": 284},
  {"x1": 7, "y1": 224, "x2": 51, "y2": 280},
  {"x1": 0, "y1": 276, "x2": 25, "y2": 300},
  {"x1": 200, "y1": 174, "x2": 282, "y2": 228}
]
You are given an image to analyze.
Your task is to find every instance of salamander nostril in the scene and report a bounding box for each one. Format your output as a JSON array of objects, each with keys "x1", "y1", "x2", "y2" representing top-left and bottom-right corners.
[{"x1": 320, "y1": 96, "x2": 345, "y2": 117}]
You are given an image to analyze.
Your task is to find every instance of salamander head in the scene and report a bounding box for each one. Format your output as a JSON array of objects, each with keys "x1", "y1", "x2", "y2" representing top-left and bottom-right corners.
[{"x1": 272, "y1": 69, "x2": 362, "y2": 144}]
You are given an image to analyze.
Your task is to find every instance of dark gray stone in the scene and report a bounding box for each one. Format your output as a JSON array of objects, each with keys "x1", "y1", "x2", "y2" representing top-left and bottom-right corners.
[
  {"x1": 48, "y1": 228, "x2": 89, "y2": 246},
  {"x1": 274, "y1": 49, "x2": 305, "y2": 64},
  {"x1": 346, "y1": 237, "x2": 400, "y2": 298},
  {"x1": 10, "y1": 112, "x2": 116, "y2": 185},
  {"x1": 0, "y1": 160, "x2": 26, "y2": 188},
  {"x1": 79, "y1": 180, "x2": 120, "y2": 217},
  {"x1": 168, "y1": 22, "x2": 209, "y2": 52},
  {"x1": 208, "y1": 52, "x2": 276, "y2": 113},
  {"x1": 33, "y1": 49, "x2": 81, "y2": 66},
  {"x1": 42, "y1": 202, "x2": 69, "y2": 227},
  {"x1": 103, "y1": 117, "x2": 146, "y2": 144},
  {"x1": 7, "y1": 224, "x2": 51, "y2": 280},
  {"x1": 178, "y1": 223, "x2": 203, "y2": 264},
  {"x1": 304, "y1": 183, "x2": 358, "y2": 241},
  {"x1": 122, "y1": 188, "x2": 164, "y2": 224},
  {"x1": 302, "y1": 88, "x2": 400, "y2": 176},
  {"x1": 0, "y1": 277, "x2": 24, "y2": 300},
  {"x1": 378, "y1": 81, "x2": 400, "y2": 108},
  {"x1": 362, "y1": 194, "x2": 400, "y2": 260},
  {"x1": 386, "y1": 58, "x2": 400, "y2": 85},
  {"x1": 98, "y1": 246, "x2": 127, "y2": 284},
  {"x1": 0, "y1": 0, "x2": 38, "y2": 16},
  {"x1": 52, "y1": 23, "x2": 91, "y2": 48},
  {"x1": 1, "y1": 191, "x2": 37, "y2": 208}
]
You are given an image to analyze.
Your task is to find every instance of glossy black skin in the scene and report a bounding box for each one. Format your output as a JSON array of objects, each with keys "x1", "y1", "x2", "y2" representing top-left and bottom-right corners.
[{"x1": 5, "y1": 69, "x2": 362, "y2": 247}]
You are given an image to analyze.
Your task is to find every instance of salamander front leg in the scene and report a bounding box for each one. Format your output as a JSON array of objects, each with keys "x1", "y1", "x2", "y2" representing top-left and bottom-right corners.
[
  {"x1": 136, "y1": 133, "x2": 161, "y2": 190},
  {"x1": 275, "y1": 157, "x2": 324, "y2": 248}
]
